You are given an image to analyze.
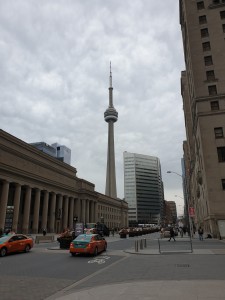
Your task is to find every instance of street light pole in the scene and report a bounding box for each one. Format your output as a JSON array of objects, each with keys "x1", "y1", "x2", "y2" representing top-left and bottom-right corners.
[
  {"x1": 167, "y1": 171, "x2": 182, "y2": 178},
  {"x1": 167, "y1": 170, "x2": 193, "y2": 239}
]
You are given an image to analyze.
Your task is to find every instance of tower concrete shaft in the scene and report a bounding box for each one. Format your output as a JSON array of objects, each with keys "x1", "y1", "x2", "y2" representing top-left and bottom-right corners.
[{"x1": 104, "y1": 64, "x2": 118, "y2": 198}]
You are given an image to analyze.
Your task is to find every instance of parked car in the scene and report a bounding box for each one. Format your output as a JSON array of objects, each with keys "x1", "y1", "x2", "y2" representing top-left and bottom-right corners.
[
  {"x1": 69, "y1": 234, "x2": 107, "y2": 256},
  {"x1": 0, "y1": 234, "x2": 34, "y2": 257}
]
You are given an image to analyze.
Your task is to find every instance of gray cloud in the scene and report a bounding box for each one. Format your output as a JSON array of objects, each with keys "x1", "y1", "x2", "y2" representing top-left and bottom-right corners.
[{"x1": 0, "y1": 0, "x2": 186, "y2": 214}]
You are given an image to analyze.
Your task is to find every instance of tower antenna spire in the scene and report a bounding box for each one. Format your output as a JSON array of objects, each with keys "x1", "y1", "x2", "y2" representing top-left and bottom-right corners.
[
  {"x1": 104, "y1": 62, "x2": 118, "y2": 198},
  {"x1": 109, "y1": 61, "x2": 112, "y2": 88}
]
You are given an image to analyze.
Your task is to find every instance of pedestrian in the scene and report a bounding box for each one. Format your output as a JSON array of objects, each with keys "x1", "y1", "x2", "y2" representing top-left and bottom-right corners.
[
  {"x1": 160, "y1": 227, "x2": 164, "y2": 239},
  {"x1": 198, "y1": 226, "x2": 204, "y2": 241},
  {"x1": 179, "y1": 227, "x2": 184, "y2": 238},
  {"x1": 42, "y1": 229, "x2": 47, "y2": 236},
  {"x1": 111, "y1": 228, "x2": 115, "y2": 237},
  {"x1": 168, "y1": 227, "x2": 176, "y2": 241}
]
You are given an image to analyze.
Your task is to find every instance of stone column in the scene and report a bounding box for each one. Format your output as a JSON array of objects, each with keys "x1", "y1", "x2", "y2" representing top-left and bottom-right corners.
[
  {"x1": 90, "y1": 201, "x2": 95, "y2": 223},
  {"x1": 94, "y1": 201, "x2": 98, "y2": 223},
  {"x1": 56, "y1": 194, "x2": 63, "y2": 233},
  {"x1": 49, "y1": 192, "x2": 56, "y2": 233},
  {"x1": 12, "y1": 183, "x2": 21, "y2": 233},
  {"x1": 86, "y1": 200, "x2": 90, "y2": 223},
  {"x1": 0, "y1": 180, "x2": 9, "y2": 230},
  {"x1": 41, "y1": 190, "x2": 49, "y2": 231},
  {"x1": 74, "y1": 198, "x2": 81, "y2": 221},
  {"x1": 32, "y1": 188, "x2": 41, "y2": 234},
  {"x1": 89, "y1": 201, "x2": 93, "y2": 223},
  {"x1": 22, "y1": 186, "x2": 31, "y2": 234},
  {"x1": 81, "y1": 199, "x2": 86, "y2": 224},
  {"x1": 68, "y1": 197, "x2": 74, "y2": 229},
  {"x1": 62, "y1": 195, "x2": 69, "y2": 230}
]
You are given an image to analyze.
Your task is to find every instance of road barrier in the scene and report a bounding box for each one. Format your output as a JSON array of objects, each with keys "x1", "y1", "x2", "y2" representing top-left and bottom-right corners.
[
  {"x1": 35, "y1": 235, "x2": 55, "y2": 244},
  {"x1": 158, "y1": 238, "x2": 193, "y2": 254}
]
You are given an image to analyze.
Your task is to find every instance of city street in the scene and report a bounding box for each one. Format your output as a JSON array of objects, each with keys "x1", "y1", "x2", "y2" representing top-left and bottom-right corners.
[{"x1": 1, "y1": 233, "x2": 225, "y2": 300}]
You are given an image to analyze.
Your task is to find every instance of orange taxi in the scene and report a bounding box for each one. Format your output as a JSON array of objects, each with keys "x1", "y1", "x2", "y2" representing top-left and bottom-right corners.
[
  {"x1": 70, "y1": 234, "x2": 107, "y2": 256},
  {"x1": 0, "y1": 234, "x2": 34, "y2": 257}
]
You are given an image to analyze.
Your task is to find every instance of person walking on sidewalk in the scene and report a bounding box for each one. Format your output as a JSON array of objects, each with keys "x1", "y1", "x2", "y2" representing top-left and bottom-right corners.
[
  {"x1": 179, "y1": 227, "x2": 184, "y2": 238},
  {"x1": 168, "y1": 227, "x2": 176, "y2": 242},
  {"x1": 198, "y1": 226, "x2": 204, "y2": 241}
]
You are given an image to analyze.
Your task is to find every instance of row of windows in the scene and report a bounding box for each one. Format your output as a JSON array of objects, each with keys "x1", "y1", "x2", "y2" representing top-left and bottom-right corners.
[
  {"x1": 198, "y1": 3, "x2": 225, "y2": 96},
  {"x1": 197, "y1": 1, "x2": 225, "y2": 10},
  {"x1": 98, "y1": 205, "x2": 120, "y2": 214},
  {"x1": 212, "y1": 0, "x2": 225, "y2": 5}
]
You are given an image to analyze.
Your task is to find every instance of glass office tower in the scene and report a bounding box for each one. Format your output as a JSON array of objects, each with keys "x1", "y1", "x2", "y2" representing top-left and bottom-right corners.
[{"x1": 123, "y1": 152, "x2": 164, "y2": 226}]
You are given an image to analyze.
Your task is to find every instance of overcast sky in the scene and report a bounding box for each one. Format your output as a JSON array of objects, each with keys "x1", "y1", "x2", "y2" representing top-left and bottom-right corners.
[{"x1": 0, "y1": 0, "x2": 186, "y2": 215}]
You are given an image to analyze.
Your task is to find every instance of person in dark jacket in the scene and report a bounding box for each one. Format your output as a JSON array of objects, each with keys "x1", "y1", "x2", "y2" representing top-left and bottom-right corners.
[
  {"x1": 198, "y1": 227, "x2": 204, "y2": 241},
  {"x1": 168, "y1": 227, "x2": 176, "y2": 241}
]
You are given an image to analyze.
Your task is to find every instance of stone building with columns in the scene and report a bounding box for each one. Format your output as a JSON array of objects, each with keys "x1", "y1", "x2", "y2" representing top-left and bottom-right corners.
[{"x1": 0, "y1": 129, "x2": 128, "y2": 234}]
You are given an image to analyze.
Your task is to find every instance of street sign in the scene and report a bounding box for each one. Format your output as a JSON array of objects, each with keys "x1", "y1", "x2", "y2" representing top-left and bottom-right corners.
[
  {"x1": 75, "y1": 223, "x2": 84, "y2": 236},
  {"x1": 4, "y1": 206, "x2": 14, "y2": 231},
  {"x1": 189, "y1": 207, "x2": 195, "y2": 217}
]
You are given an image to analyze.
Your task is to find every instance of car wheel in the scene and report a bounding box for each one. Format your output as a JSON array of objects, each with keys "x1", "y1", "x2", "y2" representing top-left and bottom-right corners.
[
  {"x1": 24, "y1": 245, "x2": 31, "y2": 253},
  {"x1": 93, "y1": 247, "x2": 98, "y2": 256},
  {"x1": 0, "y1": 247, "x2": 7, "y2": 257}
]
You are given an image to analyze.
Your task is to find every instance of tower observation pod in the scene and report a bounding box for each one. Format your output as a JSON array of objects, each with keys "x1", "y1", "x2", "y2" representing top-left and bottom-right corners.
[{"x1": 104, "y1": 63, "x2": 118, "y2": 198}]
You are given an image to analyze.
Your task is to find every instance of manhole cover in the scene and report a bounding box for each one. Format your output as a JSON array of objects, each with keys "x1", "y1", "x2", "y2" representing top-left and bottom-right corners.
[{"x1": 175, "y1": 264, "x2": 190, "y2": 267}]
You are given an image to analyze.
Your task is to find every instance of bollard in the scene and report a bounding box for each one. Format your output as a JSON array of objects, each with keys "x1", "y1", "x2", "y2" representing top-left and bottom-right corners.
[
  {"x1": 135, "y1": 240, "x2": 139, "y2": 252},
  {"x1": 140, "y1": 239, "x2": 143, "y2": 250},
  {"x1": 144, "y1": 238, "x2": 147, "y2": 248}
]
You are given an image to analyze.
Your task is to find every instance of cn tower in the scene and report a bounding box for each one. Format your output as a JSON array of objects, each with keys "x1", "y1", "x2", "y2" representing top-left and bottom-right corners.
[{"x1": 104, "y1": 63, "x2": 118, "y2": 198}]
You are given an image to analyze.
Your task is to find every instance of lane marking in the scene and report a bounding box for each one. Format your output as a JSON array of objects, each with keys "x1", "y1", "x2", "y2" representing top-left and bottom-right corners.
[
  {"x1": 88, "y1": 255, "x2": 110, "y2": 264},
  {"x1": 45, "y1": 255, "x2": 128, "y2": 300}
]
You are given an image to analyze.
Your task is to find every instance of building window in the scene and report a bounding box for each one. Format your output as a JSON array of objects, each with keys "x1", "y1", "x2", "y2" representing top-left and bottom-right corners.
[
  {"x1": 204, "y1": 55, "x2": 213, "y2": 66},
  {"x1": 220, "y1": 11, "x2": 225, "y2": 19},
  {"x1": 206, "y1": 70, "x2": 215, "y2": 81},
  {"x1": 217, "y1": 147, "x2": 225, "y2": 162},
  {"x1": 199, "y1": 15, "x2": 207, "y2": 24},
  {"x1": 214, "y1": 127, "x2": 224, "y2": 138},
  {"x1": 197, "y1": 1, "x2": 205, "y2": 10},
  {"x1": 202, "y1": 41, "x2": 211, "y2": 51},
  {"x1": 201, "y1": 28, "x2": 209, "y2": 37},
  {"x1": 210, "y1": 100, "x2": 220, "y2": 110},
  {"x1": 223, "y1": 24, "x2": 225, "y2": 33},
  {"x1": 208, "y1": 85, "x2": 217, "y2": 95},
  {"x1": 212, "y1": 0, "x2": 225, "y2": 5},
  {"x1": 222, "y1": 179, "x2": 225, "y2": 190}
]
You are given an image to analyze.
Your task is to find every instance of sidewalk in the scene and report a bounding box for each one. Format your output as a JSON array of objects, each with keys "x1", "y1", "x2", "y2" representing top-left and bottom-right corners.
[
  {"x1": 124, "y1": 236, "x2": 225, "y2": 255},
  {"x1": 45, "y1": 235, "x2": 225, "y2": 300},
  {"x1": 49, "y1": 280, "x2": 225, "y2": 300}
]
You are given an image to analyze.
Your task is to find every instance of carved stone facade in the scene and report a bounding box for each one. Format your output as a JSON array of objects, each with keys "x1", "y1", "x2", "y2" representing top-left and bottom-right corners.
[
  {"x1": 0, "y1": 130, "x2": 128, "y2": 233},
  {"x1": 180, "y1": 0, "x2": 225, "y2": 237}
]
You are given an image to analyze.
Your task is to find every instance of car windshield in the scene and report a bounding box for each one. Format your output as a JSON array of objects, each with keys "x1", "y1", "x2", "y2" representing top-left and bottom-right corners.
[
  {"x1": 75, "y1": 234, "x2": 93, "y2": 242},
  {"x1": 0, "y1": 236, "x2": 10, "y2": 244}
]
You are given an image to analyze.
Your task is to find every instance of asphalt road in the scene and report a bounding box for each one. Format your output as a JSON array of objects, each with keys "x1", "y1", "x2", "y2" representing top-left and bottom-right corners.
[{"x1": 1, "y1": 233, "x2": 225, "y2": 300}]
